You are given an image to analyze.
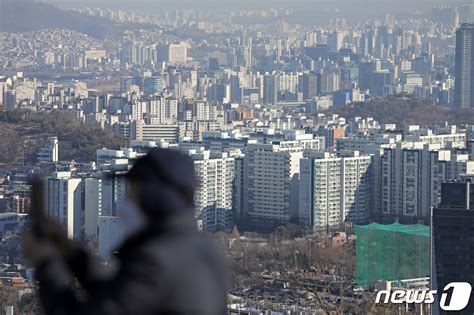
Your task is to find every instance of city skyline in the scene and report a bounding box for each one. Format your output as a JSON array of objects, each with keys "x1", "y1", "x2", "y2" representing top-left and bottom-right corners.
[{"x1": 1, "y1": 0, "x2": 474, "y2": 313}]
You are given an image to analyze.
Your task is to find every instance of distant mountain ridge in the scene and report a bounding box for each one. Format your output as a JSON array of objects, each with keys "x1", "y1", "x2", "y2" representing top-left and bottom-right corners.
[{"x1": 0, "y1": 0, "x2": 118, "y2": 38}]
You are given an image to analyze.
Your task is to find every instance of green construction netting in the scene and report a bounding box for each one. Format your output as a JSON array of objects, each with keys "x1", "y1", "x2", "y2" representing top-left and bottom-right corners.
[{"x1": 355, "y1": 222, "x2": 430, "y2": 288}]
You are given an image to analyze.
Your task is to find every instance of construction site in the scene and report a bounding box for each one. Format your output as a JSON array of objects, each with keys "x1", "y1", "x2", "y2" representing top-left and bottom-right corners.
[
  {"x1": 354, "y1": 223, "x2": 430, "y2": 288},
  {"x1": 224, "y1": 222, "x2": 432, "y2": 314}
]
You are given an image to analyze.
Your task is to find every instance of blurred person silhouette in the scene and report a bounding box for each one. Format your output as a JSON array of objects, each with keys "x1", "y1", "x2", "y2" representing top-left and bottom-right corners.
[{"x1": 23, "y1": 148, "x2": 229, "y2": 315}]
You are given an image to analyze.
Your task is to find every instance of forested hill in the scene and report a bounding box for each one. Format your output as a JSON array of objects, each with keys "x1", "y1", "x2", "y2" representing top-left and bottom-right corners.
[
  {"x1": 324, "y1": 96, "x2": 474, "y2": 127},
  {"x1": 0, "y1": 109, "x2": 127, "y2": 166},
  {"x1": 0, "y1": 0, "x2": 117, "y2": 38}
]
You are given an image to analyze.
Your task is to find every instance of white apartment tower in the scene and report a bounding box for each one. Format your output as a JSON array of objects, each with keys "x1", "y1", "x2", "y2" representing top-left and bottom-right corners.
[
  {"x1": 379, "y1": 143, "x2": 474, "y2": 223},
  {"x1": 38, "y1": 136, "x2": 59, "y2": 163},
  {"x1": 148, "y1": 97, "x2": 178, "y2": 125},
  {"x1": 191, "y1": 150, "x2": 236, "y2": 231},
  {"x1": 244, "y1": 142, "x2": 305, "y2": 228},
  {"x1": 299, "y1": 152, "x2": 372, "y2": 231},
  {"x1": 45, "y1": 172, "x2": 83, "y2": 240},
  {"x1": 194, "y1": 100, "x2": 216, "y2": 121}
]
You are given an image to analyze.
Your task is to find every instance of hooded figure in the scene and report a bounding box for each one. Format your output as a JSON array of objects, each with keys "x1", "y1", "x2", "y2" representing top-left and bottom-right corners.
[{"x1": 23, "y1": 148, "x2": 229, "y2": 315}]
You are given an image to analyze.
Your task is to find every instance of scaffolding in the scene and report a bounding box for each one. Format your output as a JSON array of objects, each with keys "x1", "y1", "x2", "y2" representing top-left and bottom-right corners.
[{"x1": 355, "y1": 222, "x2": 430, "y2": 288}]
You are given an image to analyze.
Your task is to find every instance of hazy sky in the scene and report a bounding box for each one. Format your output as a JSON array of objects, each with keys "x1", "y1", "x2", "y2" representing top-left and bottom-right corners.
[
  {"x1": 41, "y1": 0, "x2": 471, "y2": 23},
  {"x1": 38, "y1": 0, "x2": 474, "y2": 24},
  {"x1": 43, "y1": 0, "x2": 466, "y2": 9}
]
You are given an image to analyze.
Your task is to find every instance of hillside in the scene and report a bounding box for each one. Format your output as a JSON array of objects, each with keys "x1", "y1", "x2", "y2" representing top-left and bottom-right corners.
[
  {"x1": 0, "y1": 0, "x2": 118, "y2": 38},
  {"x1": 324, "y1": 96, "x2": 474, "y2": 127},
  {"x1": 0, "y1": 109, "x2": 127, "y2": 166}
]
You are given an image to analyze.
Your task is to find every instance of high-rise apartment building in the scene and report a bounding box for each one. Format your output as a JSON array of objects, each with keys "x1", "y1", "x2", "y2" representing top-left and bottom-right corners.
[
  {"x1": 378, "y1": 144, "x2": 474, "y2": 223},
  {"x1": 143, "y1": 76, "x2": 164, "y2": 97},
  {"x1": 168, "y1": 42, "x2": 188, "y2": 64},
  {"x1": 119, "y1": 76, "x2": 133, "y2": 94},
  {"x1": 237, "y1": 46, "x2": 252, "y2": 68},
  {"x1": 244, "y1": 138, "x2": 323, "y2": 229},
  {"x1": 4, "y1": 89, "x2": 15, "y2": 109},
  {"x1": 147, "y1": 97, "x2": 178, "y2": 124},
  {"x1": 327, "y1": 31, "x2": 344, "y2": 52},
  {"x1": 44, "y1": 172, "x2": 83, "y2": 240},
  {"x1": 455, "y1": 23, "x2": 474, "y2": 108},
  {"x1": 300, "y1": 72, "x2": 320, "y2": 100},
  {"x1": 83, "y1": 178, "x2": 102, "y2": 239},
  {"x1": 263, "y1": 74, "x2": 279, "y2": 105},
  {"x1": 44, "y1": 172, "x2": 106, "y2": 242},
  {"x1": 245, "y1": 143, "x2": 302, "y2": 228},
  {"x1": 299, "y1": 152, "x2": 371, "y2": 231},
  {"x1": 37, "y1": 136, "x2": 59, "y2": 163},
  {"x1": 0, "y1": 78, "x2": 7, "y2": 106},
  {"x1": 433, "y1": 6, "x2": 460, "y2": 27},
  {"x1": 98, "y1": 216, "x2": 121, "y2": 260},
  {"x1": 191, "y1": 150, "x2": 237, "y2": 231},
  {"x1": 194, "y1": 100, "x2": 216, "y2": 121}
]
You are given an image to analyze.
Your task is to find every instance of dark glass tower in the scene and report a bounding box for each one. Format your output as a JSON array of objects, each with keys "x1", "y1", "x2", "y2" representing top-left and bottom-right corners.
[
  {"x1": 454, "y1": 23, "x2": 474, "y2": 108},
  {"x1": 431, "y1": 178, "x2": 474, "y2": 314}
]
